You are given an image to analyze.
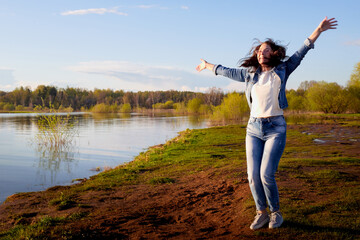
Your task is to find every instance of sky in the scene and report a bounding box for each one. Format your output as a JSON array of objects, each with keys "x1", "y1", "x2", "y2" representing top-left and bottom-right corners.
[{"x1": 0, "y1": 0, "x2": 359, "y2": 93}]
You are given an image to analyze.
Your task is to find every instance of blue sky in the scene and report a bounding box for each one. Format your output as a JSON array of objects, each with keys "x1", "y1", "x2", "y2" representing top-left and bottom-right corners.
[{"x1": 0, "y1": 0, "x2": 359, "y2": 92}]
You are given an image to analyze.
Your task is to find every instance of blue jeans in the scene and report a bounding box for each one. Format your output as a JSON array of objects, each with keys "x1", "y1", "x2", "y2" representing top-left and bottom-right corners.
[{"x1": 246, "y1": 115, "x2": 286, "y2": 212}]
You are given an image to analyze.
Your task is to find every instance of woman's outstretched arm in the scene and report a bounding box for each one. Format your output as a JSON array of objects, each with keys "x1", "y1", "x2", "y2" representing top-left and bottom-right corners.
[
  {"x1": 308, "y1": 17, "x2": 338, "y2": 44},
  {"x1": 196, "y1": 59, "x2": 248, "y2": 82}
]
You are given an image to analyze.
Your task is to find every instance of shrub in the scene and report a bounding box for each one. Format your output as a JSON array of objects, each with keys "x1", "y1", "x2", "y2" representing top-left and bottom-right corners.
[
  {"x1": 211, "y1": 92, "x2": 249, "y2": 122},
  {"x1": 174, "y1": 102, "x2": 187, "y2": 114},
  {"x1": 91, "y1": 103, "x2": 110, "y2": 113},
  {"x1": 187, "y1": 98, "x2": 203, "y2": 114},
  {"x1": 120, "y1": 103, "x2": 131, "y2": 113},
  {"x1": 286, "y1": 90, "x2": 306, "y2": 112},
  {"x1": 110, "y1": 104, "x2": 119, "y2": 113},
  {"x1": 15, "y1": 105, "x2": 25, "y2": 111},
  {"x1": 3, "y1": 103, "x2": 15, "y2": 111},
  {"x1": 153, "y1": 100, "x2": 174, "y2": 110},
  {"x1": 347, "y1": 86, "x2": 360, "y2": 113},
  {"x1": 153, "y1": 102, "x2": 165, "y2": 109},
  {"x1": 34, "y1": 105, "x2": 43, "y2": 111},
  {"x1": 58, "y1": 105, "x2": 74, "y2": 113},
  {"x1": 199, "y1": 104, "x2": 213, "y2": 115},
  {"x1": 164, "y1": 100, "x2": 174, "y2": 109},
  {"x1": 347, "y1": 63, "x2": 360, "y2": 113}
]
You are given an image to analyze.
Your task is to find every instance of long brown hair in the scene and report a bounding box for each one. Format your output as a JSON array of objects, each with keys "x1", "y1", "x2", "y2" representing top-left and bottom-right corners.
[{"x1": 239, "y1": 39, "x2": 287, "y2": 72}]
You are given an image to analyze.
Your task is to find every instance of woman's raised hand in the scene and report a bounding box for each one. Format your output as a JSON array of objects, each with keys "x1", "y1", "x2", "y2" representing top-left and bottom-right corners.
[
  {"x1": 318, "y1": 17, "x2": 338, "y2": 32},
  {"x1": 308, "y1": 17, "x2": 337, "y2": 44}
]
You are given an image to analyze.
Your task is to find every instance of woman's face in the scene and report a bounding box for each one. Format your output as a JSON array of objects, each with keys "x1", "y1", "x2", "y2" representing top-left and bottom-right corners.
[{"x1": 257, "y1": 43, "x2": 273, "y2": 66}]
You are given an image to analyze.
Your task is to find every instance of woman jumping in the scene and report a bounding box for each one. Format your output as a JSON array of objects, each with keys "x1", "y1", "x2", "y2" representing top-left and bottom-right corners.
[{"x1": 196, "y1": 17, "x2": 337, "y2": 230}]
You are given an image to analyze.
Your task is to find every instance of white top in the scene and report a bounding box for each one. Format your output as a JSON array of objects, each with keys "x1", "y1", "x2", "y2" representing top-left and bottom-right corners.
[{"x1": 250, "y1": 70, "x2": 284, "y2": 118}]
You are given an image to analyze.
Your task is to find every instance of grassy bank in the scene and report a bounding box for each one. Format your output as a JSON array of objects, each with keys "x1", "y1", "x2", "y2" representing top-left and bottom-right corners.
[{"x1": 0, "y1": 119, "x2": 359, "y2": 239}]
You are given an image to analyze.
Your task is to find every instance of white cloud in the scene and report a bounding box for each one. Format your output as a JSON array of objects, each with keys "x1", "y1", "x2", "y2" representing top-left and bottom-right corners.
[
  {"x1": 67, "y1": 61, "x2": 189, "y2": 91},
  {"x1": 180, "y1": 85, "x2": 192, "y2": 91},
  {"x1": 61, "y1": 7, "x2": 128, "y2": 16},
  {"x1": 345, "y1": 39, "x2": 360, "y2": 46},
  {"x1": 0, "y1": 84, "x2": 13, "y2": 91},
  {"x1": 68, "y1": 61, "x2": 185, "y2": 82},
  {"x1": 223, "y1": 81, "x2": 246, "y2": 93},
  {"x1": 135, "y1": 5, "x2": 170, "y2": 10},
  {"x1": 0, "y1": 68, "x2": 51, "y2": 92},
  {"x1": 61, "y1": 5, "x2": 188, "y2": 17},
  {"x1": 136, "y1": 5, "x2": 155, "y2": 9},
  {"x1": 0, "y1": 68, "x2": 16, "y2": 91},
  {"x1": 194, "y1": 87, "x2": 210, "y2": 92},
  {"x1": 66, "y1": 61, "x2": 227, "y2": 91},
  {"x1": 0, "y1": 67, "x2": 14, "y2": 70}
]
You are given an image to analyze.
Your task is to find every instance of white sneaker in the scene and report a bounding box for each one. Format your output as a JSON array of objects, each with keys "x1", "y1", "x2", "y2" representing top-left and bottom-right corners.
[
  {"x1": 269, "y1": 211, "x2": 283, "y2": 229},
  {"x1": 250, "y1": 212, "x2": 269, "y2": 230}
]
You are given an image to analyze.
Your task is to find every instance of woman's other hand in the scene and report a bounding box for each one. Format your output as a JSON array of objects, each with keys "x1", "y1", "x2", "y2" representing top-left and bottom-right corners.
[{"x1": 196, "y1": 59, "x2": 214, "y2": 72}]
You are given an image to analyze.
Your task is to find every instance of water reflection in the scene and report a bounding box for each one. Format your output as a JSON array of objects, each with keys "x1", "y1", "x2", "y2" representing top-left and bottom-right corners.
[
  {"x1": 0, "y1": 112, "x2": 208, "y2": 203},
  {"x1": 35, "y1": 145, "x2": 77, "y2": 172},
  {"x1": 34, "y1": 144, "x2": 79, "y2": 186},
  {"x1": 188, "y1": 115, "x2": 208, "y2": 127},
  {"x1": 0, "y1": 114, "x2": 34, "y2": 131},
  {"x1": 91, "y1": 112, "x2": 132, "y2": 120}
]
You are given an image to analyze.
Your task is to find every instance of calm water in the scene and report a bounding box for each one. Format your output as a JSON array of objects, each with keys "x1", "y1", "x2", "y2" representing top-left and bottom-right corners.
[{"x1": 0, "y1": 112, "x2": 208, "y2": 203}]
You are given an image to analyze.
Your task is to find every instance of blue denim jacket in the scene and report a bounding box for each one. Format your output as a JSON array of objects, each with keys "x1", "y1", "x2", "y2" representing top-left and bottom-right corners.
[{"x1": 213, "y1": 39, "x2": 314, "y2": 110}]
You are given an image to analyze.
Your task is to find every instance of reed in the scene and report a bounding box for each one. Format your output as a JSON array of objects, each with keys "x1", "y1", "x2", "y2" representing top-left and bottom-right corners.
[{"x1": 35, "y1": 103, "x2": 78, "y2": 148}]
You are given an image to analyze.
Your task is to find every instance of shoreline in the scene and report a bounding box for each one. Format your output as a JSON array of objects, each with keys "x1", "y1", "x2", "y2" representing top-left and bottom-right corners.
[{"x1": 0, "y1": 112, "x2": 208, "y2": 205}]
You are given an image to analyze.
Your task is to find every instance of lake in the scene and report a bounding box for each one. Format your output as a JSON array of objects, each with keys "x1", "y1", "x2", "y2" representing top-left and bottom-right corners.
[{"x1": 0, "y1": 112, "x2": 208, "y2": 203}]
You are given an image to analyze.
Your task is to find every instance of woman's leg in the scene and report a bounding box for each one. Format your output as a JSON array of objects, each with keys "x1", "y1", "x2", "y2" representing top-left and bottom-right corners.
[
  {"x1": 260, "y1": 116, "x2": 287, "y2": 212},
  {"x1": 260, "y1": 133, "x2": 286, "y2": 212},
  {"x1": 246, "y1": 134, "x2": 267, "y2": 212}
]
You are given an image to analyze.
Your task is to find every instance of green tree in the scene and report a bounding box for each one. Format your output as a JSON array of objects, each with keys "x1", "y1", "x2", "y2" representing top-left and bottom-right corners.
[
  {"x1": 120, "y1": 103, "x2": 131, "y2": 113},
  {"x1": 211, "y1": 92, "x2": 249, "y2": 122},
  {"x1": 173, "y1": 102, "x2": 186, "y2": 114},
  {"x1": 306, "y1": 81, "x2": 351, "y2": 114},
  {"x1": 32, "y1": 85, "x2": 57, "y2": 108},
  {"x1": 3, "y1": 103, "x2": 15, "y2": 111},
  {"x1": 91, "y1": 103, "x2": 110, "y2": 113},
  {"x1": 164, "y1": 100, "x2": 174, "y2": 109},
  {"x1": 286, "y1": 89, "x2": 306, "y2": 112},
  {"x1": 298, "y1": 80, "x2": 317, "y2": 93},
  {"x1": 187, "y1": 98, "x2": 203, "y2": 114},
  {"x1": 348, "y1": 62, "x2": 360, "y2": 88},
  {"x1": 347, "y1": 62, "x2": 360, "y2": 112}
]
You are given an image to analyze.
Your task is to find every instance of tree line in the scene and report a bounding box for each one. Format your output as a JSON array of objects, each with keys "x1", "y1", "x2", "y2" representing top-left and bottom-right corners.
[
  {"x1": 0, "y1": 86, "x2": 224, "y2": 112},
  {"x1": 1, "y1": 62, "x2": 359, "y2": 115}
]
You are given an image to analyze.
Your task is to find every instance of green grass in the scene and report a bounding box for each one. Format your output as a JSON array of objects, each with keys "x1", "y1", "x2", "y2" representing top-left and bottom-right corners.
[
  {"x1": 1, "y1": 215, "x2": 69, "y2": 240},
  {"x1": 48, "y1": 192, "x2": 77, "y2": 211},
  {"x1": 149, "y1": 177, "x2": 176, "y2": 185}
]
